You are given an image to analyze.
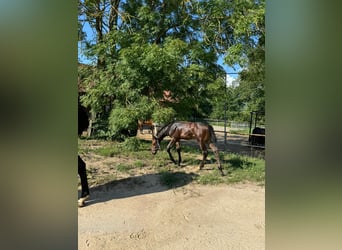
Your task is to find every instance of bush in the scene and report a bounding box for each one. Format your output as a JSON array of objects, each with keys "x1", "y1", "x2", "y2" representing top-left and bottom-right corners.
[
  {"x1": 152, "y1": 107, "x2": 176, "y2": 124},
  {"x1": 121, "y1": 137, "x2": 141, "y2": 151},
  {"x1": 108, "y1": 106, "x2": 139, "y2": 140}
]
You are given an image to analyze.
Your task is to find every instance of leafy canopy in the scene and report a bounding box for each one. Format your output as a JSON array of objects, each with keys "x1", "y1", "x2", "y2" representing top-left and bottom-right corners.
[{"x1": 78, "y1": 0, "x2": 265, "y2": 139}]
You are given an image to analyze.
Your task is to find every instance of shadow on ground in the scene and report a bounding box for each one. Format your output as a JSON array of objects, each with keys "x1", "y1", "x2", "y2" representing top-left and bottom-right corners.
[{"x1": 79, "y1": 172, "x2": 198, "y2": 207}]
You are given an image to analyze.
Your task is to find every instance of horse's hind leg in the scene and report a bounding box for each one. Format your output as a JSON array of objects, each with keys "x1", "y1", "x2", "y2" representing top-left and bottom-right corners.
[
  {"x1": 199, "y1": 143, "x2": 208, "y2": 170},
  {"x1": 209, "y1": 143, "x2": 224, "y2": 176},
  {"x1": 176, "y1": 141, "x2": 181, "y2": 166},
  {"x1": 78, "y1": 155, "x2": 90, "y2": 207}
]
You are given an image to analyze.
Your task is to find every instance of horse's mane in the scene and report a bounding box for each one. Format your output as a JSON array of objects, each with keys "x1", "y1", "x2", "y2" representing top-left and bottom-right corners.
[{"x1": 156, "y1": 122, "x2": 174, "y2": 140}]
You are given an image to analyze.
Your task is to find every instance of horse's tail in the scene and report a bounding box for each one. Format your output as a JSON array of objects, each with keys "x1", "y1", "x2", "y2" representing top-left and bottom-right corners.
[{"x1": 208, "y1": 125, "x2": 217, "y2": 143}]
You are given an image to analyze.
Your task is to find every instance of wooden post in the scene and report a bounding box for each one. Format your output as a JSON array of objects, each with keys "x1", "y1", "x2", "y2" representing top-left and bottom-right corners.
[{"x1": 224, "y1": 102, "x2": 227, "y2": 147}]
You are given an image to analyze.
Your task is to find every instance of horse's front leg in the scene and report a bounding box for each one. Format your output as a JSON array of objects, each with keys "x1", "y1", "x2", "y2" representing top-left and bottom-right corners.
[
  {"x1": 166, "y1": 139, "x2": 177, "y2": 164},
  {"x1": 175, "y1": 141, "x2": 181, "y2": 166}
]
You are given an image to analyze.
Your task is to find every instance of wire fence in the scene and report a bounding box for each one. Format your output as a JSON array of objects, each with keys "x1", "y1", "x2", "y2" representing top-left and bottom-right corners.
[{"x1": 190, "y1": 118, "x2": 265, "y2": 158}]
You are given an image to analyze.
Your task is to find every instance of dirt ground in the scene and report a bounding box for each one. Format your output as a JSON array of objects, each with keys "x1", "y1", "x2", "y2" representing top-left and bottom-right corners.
[{"x1": 78, "y1": 130, "x2": 265, "y2": 249}]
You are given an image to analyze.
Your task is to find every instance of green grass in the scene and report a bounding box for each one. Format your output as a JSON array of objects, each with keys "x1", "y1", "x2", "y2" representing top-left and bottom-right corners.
[
  {"x1": 116, "y1": 163, "x2": 133, "y2": 173},
  {"x1": 159, "y1": 170, "x2": 196, "y2": 188},
  {"x1": 121, "y1": 137, "x2": 142, "y2": 151},
  {"x1": 194, "y1": 153, "x2": 265, "y2": 185},
  {"x1": 133, "y1": 160, "x2": 145, "y2": 168},
  {"x1": 159, "y1": 170, "x2": 180, "y2": 187},
  {"x1": 93, "y1": 146, "x2": 121, "y2": 157},
  {"x1": 196, "y1": 172, "x2": 223, "y2": 185},
  {"x1": 79, "y1": 138, "x2": 265, "y2": 186}
]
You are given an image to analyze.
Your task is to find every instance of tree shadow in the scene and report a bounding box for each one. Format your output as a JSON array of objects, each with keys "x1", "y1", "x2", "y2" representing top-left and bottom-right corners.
[{"x1": 79, "y1": 172, "x2": 198, "y2": 207}]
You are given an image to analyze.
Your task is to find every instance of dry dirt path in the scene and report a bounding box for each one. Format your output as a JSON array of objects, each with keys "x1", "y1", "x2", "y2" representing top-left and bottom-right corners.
[{"x1": 78, "y1": 182, "x2": 264, "y2": 250}]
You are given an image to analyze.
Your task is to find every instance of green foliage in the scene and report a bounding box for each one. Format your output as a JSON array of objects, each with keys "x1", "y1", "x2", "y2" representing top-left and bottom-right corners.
[
  {"x1": 120, "y1": 137, "x2": 142, "y2": 151},
  {"x1": 152, "y1": 107, "x2": 176, "y2": 124},
  {"x1": 78, "y1": 0, "x2": 265, "y2": 135},
  {"x1": 108, "y1": 106, "x2": 139, "y2": 139}
]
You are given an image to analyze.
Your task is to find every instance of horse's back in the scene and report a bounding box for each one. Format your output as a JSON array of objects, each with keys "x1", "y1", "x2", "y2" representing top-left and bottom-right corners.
[{"x1": 170, "y1": 121, "x2": 216, "y2": 142}]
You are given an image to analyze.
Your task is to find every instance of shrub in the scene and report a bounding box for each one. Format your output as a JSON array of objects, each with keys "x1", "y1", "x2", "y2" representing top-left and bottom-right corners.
[{"x1": 121, "y1": 137, "x2": 141, "y2": 151}]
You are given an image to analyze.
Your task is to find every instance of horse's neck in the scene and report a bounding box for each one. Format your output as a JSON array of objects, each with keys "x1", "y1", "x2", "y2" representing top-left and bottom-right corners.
[{"x1": 157, "y1": 124, "x2": 171, "y2": 141}]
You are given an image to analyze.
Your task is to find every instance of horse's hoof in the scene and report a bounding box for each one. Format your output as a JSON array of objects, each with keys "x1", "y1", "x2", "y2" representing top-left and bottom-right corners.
[{"x1": 78, "y1": 195, "x2": 89, "y2": 207}]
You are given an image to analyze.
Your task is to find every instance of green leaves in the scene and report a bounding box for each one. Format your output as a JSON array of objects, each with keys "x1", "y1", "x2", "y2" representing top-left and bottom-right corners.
[
  {"x1": 78, "y1": 0, "x2": 265, "y2": 138},
  {"x1": 152, "y1": 107, "x2": 176, "y2": 124}
]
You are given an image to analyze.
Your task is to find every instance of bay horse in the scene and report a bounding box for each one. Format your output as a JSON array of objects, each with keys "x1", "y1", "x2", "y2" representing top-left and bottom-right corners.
[
  {"x1": 78, "y1": 103, "x2": 90, "y2": 207},
  {"x1": 151, "y1": 121, "x2": 224, "y2": 176}
]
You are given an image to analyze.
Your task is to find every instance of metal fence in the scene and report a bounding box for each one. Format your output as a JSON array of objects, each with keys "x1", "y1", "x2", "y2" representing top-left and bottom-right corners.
[
  {"x1": 192, "y1": 118, "x2": 250, "y2": 129},
  {"x1": 192, "y1": 118, "x2": 265, "y2": 155}
]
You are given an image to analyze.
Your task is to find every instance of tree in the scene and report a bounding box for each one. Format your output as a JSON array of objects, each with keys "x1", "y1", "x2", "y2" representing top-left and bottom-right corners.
[
  {"x1": 78, "y1": 0, "x2": 265, "y2": 139},
  {"x1": 201, "y1": 0, "x2": 265, "y2": 120},
  {"x1": 224, "y1": 0, "x2": 265, "y2": 114}
]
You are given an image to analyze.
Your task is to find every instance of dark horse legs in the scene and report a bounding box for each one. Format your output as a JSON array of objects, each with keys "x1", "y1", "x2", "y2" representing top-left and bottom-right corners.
[
  {"x1": 166, "y1": 139, "x2": 182, "y2": 166},
  {"x1": 209, "y1": 143, "x2": 224, "y2": 176},
  {"x1": 78, "y1": 155, "x2": 89, "y2": 207},
  {"x1": 199, "y1": 141, "x2": 224, "y2": 176},
  {"x1": 166, "y1": 139, "x2": 224, "y2": 176}
]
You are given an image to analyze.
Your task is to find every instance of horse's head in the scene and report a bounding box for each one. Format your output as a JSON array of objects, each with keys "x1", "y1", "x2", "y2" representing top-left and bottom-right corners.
[{"x1": 151, "y1": 135, "x2": 160, "y2": 155}]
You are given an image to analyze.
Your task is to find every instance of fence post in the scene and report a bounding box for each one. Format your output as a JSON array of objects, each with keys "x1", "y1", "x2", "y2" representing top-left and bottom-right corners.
[{"x1": 224, "y1": 102, "x2": 227, "y2": 147}]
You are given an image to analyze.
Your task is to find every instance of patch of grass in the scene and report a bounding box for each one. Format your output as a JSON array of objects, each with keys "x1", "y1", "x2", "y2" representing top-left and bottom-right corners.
[
  {"x1": 151, "y1": 152, "x2": 171, "y2": 168},
  {"x1": 159, "y1": 170, "x2": 194, "y2": 188},
  {"x1": 96, "y1": 174, "x2": 117, "y2": 185},
  {"x1": 159, "y1": 170, "x2": 178, "y2": 187},
  {"x1": 226, "y1": 154, "x2": 255, "y2": 169},
  {"x1": 224, "y1": 154, "x2": 265, "y2": 184},
  {"x1": 93, "y1": 146, "x2": 121, "y2": 157},
  {"x1": 181, "y1": 145, "x2": 200, "y2": 154},
  {"x1": 133, "y1": 160, "x2": 145, "y2": 168},
  {"x1": 152, "y1": 158, "x2": 166, "y2": 168},
  {"x1": 235, "y1": 159, "x2": 265, "y2": 183},
  {"x1": 195, "y1": 154, "x2": 265, "y2": 185},
  {"x1": 116, "y1": 163, "x2": 133, "y2": 173},
  {"x1": 196, "y1": 172, "x2": 223, "y2": 185}
]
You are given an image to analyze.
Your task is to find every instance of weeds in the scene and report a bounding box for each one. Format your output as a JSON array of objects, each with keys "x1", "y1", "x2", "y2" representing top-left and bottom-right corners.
[
  {"x1": 159, "y1": 170, "x2": 195, "y2": 188},
  {"x1": 79, "y1": 138, "x2": 265, "y2": 186},
  {"x1": 121, "y1": 137, "x2": 141, "y2": 151},
  {"x1": 116, "y1": 163, "x2": 133, "y2": 173},
  {"x1": 133, "y1": 160, "x2": 144, "y2": 168}
]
